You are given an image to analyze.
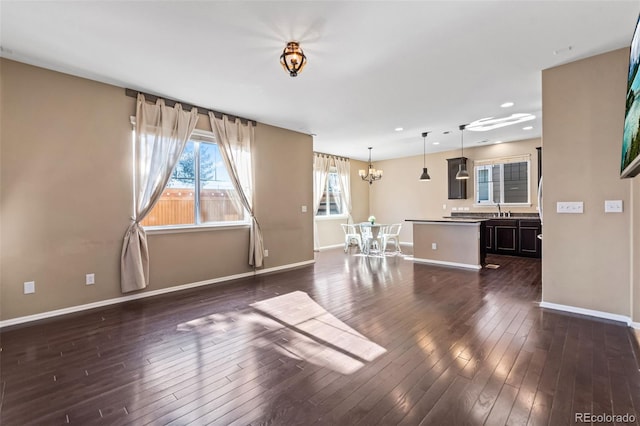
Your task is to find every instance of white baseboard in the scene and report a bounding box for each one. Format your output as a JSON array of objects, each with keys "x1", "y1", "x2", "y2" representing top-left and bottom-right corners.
[
  {"x1": 400, "y1": 242, "x2": 414, "y2": 247},
  {"x1": 410, "y1": 256, "x2": 482, "y2": 271},
  {"x1": 317, "y1": 243, "x2": 345, "y2": 252},
  {"x1": 539, "y1": 301, "x2": 632, "y2": 326},
  {"x1": 631, "y1": 321, "x2": 640, "y2": 330},
  {"x1": 0, "y1": 259, "x2": 315, "y2": 329}
]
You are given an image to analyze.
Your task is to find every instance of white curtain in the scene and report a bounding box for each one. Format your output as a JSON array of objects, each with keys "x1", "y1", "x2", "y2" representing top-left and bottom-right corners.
[
  {"x1": 334, "y1": 157, "x2": 352, "y2": 223},
  {"x1": 121, "y1": 94, "x2": 199, "y2": 293},
  {"x1": 208, "y1": 113, "x2": 264, "y2": 267},
  {"x1": 313, "y1": 153, "x2": 331, "y2": 250}
]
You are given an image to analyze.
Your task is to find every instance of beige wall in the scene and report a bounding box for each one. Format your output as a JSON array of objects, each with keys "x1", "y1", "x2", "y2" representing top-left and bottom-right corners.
[
  {"x1": 350, "y1": 159, "x2": 371, "y2": 222},
  {"x1": 0, "y1": 59, "x2": 313, "y2": 321},
  {"x1": 542, "y1": 48, "x2": 633, "y2": 318},
  {"x1": 315, "y1": 158, "x2": 370, "y2": 249},
  {"x1": 369, "y1": 139, "x2": 541, "y2": 244}
]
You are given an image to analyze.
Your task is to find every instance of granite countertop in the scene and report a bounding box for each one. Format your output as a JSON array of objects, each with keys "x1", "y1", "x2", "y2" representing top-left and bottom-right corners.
[
  {"x1": 449, "y1": 212, "x2": 540, "y2": 219},
  {"x1": 406, "y1": 218, "x2": 487, "y2": 223}
]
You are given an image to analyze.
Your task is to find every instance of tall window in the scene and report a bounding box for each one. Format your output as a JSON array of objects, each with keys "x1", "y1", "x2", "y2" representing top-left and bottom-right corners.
[
  {"x1": 141, "y1": 137, "x2": 247, "y2": 227},
  {"x1": 316, "y1": 167, "x2": 345, "y2": 217},
  {"x1": 475, "y1": 156, "x2": 530, "y2": 205}
]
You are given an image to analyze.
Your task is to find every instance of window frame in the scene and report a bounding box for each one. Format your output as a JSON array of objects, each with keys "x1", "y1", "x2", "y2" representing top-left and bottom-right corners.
[
  {"x1": 315, "y1": 166, "x2": 348, "y2": 220},
  {"x1": 473, "y1": 156, "x2": 531, "y2": 207},
  {"x1": 139, "y1": 128, "x2": 251, "y2": 233}
]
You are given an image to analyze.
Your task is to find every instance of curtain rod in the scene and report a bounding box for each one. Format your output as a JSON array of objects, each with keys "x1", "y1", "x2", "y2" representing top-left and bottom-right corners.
[
  {"x1": 125, "y1": 88, "x2": 257, "y2": 126},
  {"x1": 314, "y1": 151, "x2": 350, "y2": 161}
]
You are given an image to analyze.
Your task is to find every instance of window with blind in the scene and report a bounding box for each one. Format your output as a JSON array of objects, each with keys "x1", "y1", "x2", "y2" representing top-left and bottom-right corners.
[{"x1": 474, "y1": 155, "x2": 530, "y2": 205}]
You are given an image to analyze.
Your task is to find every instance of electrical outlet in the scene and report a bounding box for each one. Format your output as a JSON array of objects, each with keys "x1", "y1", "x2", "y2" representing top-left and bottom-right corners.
[
  {"x1": 86, "y1": 273, "x2": 95, "y2": 285},
  {"x1": 604, "y1": 200, "x2": 623, "y2": 213},
  {"x1": 431, "y1": 243, "x2": 437, "y2": 250},
  {"x1": 24, "y1": 281, "x2": 35, "y2": 294},
  {"x1": 301, "y1": 205, "x2": 307, "y2": 213},
  {"x1": 264, "y1": 249, "x2": 269, "y2": 257},
  {"x1": 442, "y1": 204, "x2": 447, "y2": 210},
  {"x1": 557, "y1": 201, "x2": 584, "y2": 213}
]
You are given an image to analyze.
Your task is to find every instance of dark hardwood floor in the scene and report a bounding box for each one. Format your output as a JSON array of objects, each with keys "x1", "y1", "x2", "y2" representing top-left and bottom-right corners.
[{"x1": 1, "y1": 249, "x2": 639, "y2": 425}]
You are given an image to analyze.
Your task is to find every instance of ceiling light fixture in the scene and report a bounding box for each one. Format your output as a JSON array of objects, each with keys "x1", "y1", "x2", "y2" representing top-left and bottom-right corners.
[
  {"x1": 523, "y1": 126, "x2": 533, "y2": 130},
  {"x1": 280, "y1": 41, "x2": 307, "y2": 77},
  {"x1": 359, "y1": 147, "x2": 383, "y2": 185},
  {"x1": 466, "y1": 113, "x2": 535, "y2": 132},
  {"x1": 501, "y1": 102, "x2": 515, "y2": 108},
  {"x1": 395, "y1": 127, "x2": 404, "y2": 132},
  {"x1": 419, "y1": 132, "x2": 431, "y2": 181},
  {"x1": 456, "y1": 124, "x2": 470, "y2": 180}
]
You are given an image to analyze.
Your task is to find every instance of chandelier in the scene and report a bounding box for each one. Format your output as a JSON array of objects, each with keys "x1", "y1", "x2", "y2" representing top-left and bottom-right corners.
[
  {"x1": 359, "y1": 147, "x2": 383, "y2": 184},
  {"x1": 280, "y1": 41, "x2": 307, "y2": 77}
]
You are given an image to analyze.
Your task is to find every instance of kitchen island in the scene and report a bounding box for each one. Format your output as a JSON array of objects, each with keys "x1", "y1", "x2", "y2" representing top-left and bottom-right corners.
[{"x1": 406, "y1": 219, "x2": 486, "y2": 270}]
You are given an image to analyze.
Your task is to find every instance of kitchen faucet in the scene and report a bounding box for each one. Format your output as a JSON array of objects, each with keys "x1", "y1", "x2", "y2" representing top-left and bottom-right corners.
[{"x1": 497, "y1": 203, "x2": 502, "y2": 217}]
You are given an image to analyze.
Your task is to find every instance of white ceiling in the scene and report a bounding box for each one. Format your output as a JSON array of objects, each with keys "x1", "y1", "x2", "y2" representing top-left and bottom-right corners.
[{"x1": 1, "y1": 1, "x2": 638, "y2": 161}]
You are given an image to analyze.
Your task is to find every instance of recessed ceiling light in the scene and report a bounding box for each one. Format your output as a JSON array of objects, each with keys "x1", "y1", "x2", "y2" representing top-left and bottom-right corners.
[
  {"x1": 467, "y1": 113, "x2": 536, "y2": 132},
  {"x1": 433, "y1": 142, "x2": 440, "y2": 145},
  {"x1": 443, "y1": 131, "x2": 450, "y2": 134},
  {"x1": 494, "y1": 140, "x2": 503, "y2": 144},
  {"x1": 394, "y1": 127, "x2": 403, "y2": 132},
  {"x1": 500, "y1": 102, "x2": 514, "y2": 108},
  {"x1": 523, "y1": 126, "x2": 533, "y2": 130}
]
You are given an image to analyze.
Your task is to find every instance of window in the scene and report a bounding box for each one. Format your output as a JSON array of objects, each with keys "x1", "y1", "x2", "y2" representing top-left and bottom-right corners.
[
  {"x1": 316, "y1": 167, "x2": 345, "y2": 217},
  {"x1": 141, "y1": 136, "x2": 247, "y2": 228},
  {"x1": 475, "y1": 156, "x2": 530, "y2": 205}
]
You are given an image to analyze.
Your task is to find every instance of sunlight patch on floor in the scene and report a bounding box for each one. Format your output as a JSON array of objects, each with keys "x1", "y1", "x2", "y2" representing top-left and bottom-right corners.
[{"x1": 250, "y1": 291, "x2": 387, "y2": 374}]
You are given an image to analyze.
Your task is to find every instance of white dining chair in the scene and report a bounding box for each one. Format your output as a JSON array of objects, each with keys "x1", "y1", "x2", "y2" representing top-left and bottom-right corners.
[
  {"x1": 381, "y1": 223, "x2": 402, "y2": 253},
  {"x1": 359, "y1": 223, "x2": 380, "y2": 255},
  {"x1": 341, "y1": 224, "x2": 362, "y2": 253}
]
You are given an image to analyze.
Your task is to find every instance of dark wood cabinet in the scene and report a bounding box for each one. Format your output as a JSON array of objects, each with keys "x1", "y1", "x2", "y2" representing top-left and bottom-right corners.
[
  {"x1": 518, "y1": 220, "x2": 542, "y2": 258},
  {"x1": 485, "y1": 218, "x2": 541, "y2": 258},
  {"x1": 493, "y1": 219, "x2": 518, "y2": 255},
  {"x1": 447, "y1": 157, "x2": 467, "y2": 199},
  {"x1": 485, "y1": 222, "x2": 494, "y2": 252}
]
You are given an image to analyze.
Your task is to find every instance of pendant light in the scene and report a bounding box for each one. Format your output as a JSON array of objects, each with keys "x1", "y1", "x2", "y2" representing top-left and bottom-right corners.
[
  {"x1": 456, "y1": 124, "x2": 470, "y2": 180},
  {"x1": 358, "y1": 147, "x2": 383, "y2": 184},
  {"x1": 419, "y1": 131, "x2": 431, "y2": 181}
]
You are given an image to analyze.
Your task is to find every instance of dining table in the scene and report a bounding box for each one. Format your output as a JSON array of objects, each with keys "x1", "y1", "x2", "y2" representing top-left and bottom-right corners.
[{"x1": 359, "y1": 222, "x2": 386, "y2": 255}]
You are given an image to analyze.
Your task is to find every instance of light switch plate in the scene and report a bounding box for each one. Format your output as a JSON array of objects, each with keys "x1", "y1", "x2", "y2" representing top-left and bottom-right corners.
[
  {"x1": 557, "y1": 201, "x2": 584, "y2": 213},
  {"x1": 604, "y1": 200, "x2": 623, "y2": 213},
  {"x1": 301, "y1": 205, "x2": 307, "y2": 213}
]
